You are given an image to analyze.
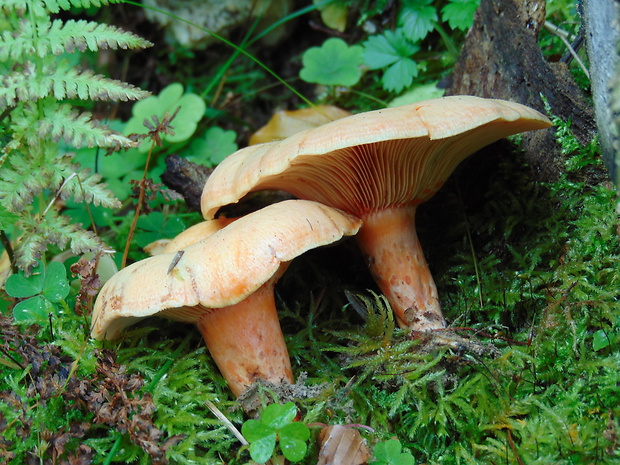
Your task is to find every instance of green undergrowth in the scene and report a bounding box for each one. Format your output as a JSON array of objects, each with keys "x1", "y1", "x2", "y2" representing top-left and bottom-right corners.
[
  {"x1": 2, "y1": 77, "x2": 618, "y2": 465},
  {"x1": 1, "y1": 1, "x2": 617, "y2": 464}
]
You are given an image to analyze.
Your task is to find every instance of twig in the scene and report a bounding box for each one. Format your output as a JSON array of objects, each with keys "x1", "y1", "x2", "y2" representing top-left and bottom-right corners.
[
  {"x1": 544, "y1": 21, "x2": 590, "y2": 79},
  {"x1": 205, "y1": 399, "x2": 248, "y2": 445}
]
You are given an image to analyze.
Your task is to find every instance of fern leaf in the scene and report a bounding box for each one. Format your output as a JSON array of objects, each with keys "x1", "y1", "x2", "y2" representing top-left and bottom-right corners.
[
  {"x1": 37, "y1": 102, "x2": 137, "y2": 149},
  {"x1": 0, "y1": 150, "x2": 56, "y2": 213},
  {"x1": 42, "y1": 0, "x2": 120, "y2": 14},
  {"x1": 53, "y1": 66, "x2": 150, "y2": 101},
  {"x1": 49, "y1": 20, "x2": 153, "y2": 52},
  {"x1": 66, "y1": 170, "x2": 122, "y2": 209},
  {"x1": 51, "y1": 163, "x2": 122, "y2": 209},
  {"x1": 17, "y1": 209, "x2": 102, "y2": 271},
  {"x1": 0, "y1": 27, "x2": 36, "y2": 61},
  {"x1": 0, "y1": 0, "x2": 30, "y2": 14},
  {"x1": 0, "y1": 19, "x2": 153, "y2": 60},
  {"x1": 0, "y1": 63, "x2": 39, "y2": 109},
  {"x1": 48, "y1": 211, "x2": 102, "y2": 254},
  {"x1": 0, "y1": 64, "x2": 150, "y2": 109},
  {"x1": 13, "y1": 224, "x2": 48, "y2": 273}
]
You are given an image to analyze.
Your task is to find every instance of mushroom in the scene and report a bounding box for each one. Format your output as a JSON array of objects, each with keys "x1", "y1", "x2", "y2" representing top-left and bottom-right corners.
[
  {"x1": 249, "y1": 105, "x2": 351, "y2": 145},
  {"x1": 91, "y1": 200, "x2": 361, "y2": 397},
  {"x1": 200, "y1": 96, "x2": 552, "y2": 332},
  {"x1": 144, "y1": 217, "x2": 237, "y2": 256}
]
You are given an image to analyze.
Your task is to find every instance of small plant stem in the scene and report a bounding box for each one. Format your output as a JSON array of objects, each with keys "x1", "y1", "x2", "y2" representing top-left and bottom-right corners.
[
  {"x1": 205, "y1": 11, "x2": 261, "y2": 104},
  {"x1": 143, "y1": 333, "x2": 192, "y2": 393},
  {"x1": 544, "y1": 21, "x2": 590, "y2": 79},
  {"x1": 42, "y1": 173, "x2": 78, "y2": 217},
  {"x1": 347, "y1": 89, "x2": 390, "y2": 107},
  {"x1": 433, "y1": 21, "x2": 459, "y2": 59},
  {"x1": 456, "y1": 184, "x2": 484, "y2": 309},
  {"x1": 121, "y1": 145, "x2": 154, "y2": 269},
  {"x1": 102, "y1": 434, "x2": 123, "y2": 465},
  {"x1": 205, "y1": 399, "x2": 248, "y2": 445},
  {"x1": 122, "y1": 0, "x2": 315, "y2": 108}
]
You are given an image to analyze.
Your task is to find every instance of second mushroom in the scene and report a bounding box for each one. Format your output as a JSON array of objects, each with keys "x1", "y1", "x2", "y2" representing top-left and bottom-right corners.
[
  {"x1": 200, "y1": 96, "x2": 552, "y2": 333},
  {"x1": 91, "y1": 200, "x2": 361, "y2": 397}
]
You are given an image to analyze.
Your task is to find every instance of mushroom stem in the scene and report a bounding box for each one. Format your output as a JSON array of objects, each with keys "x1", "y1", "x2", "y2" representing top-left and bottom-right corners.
[
  {"x1": 195, "y1": 276, "x2": 294, "y2": 398},
  {"x1": 356, "y1": 205, "x2": 446, "y2": 332}
]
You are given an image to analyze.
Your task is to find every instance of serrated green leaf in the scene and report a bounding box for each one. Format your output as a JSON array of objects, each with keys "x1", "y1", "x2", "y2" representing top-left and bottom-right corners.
[
  {"x1": 134, "y1": 211, "x2": 186, "y2": 248},
  {"x1": 0, "y1": 207, "x2": 20, "y2": 229},
  {"x1": 388, "y1": 82, "x2": 445, "y2": 107},
  {"x1": 299, "y1": 37, "x2": 363, "y2": 87},
  {"x1": 382, "y1": 58, "x2": 418, "y2": 93},
  {"x1": 442, "y1": 0, "x2": 479, "y2": 31},
  {"x1": 363, "y1": 29, "x2": 420, "y2": 70},
  {"x1": 399, "y1": 0, "x2": 438, "y2": 42},
  {"x1": 184, "y1": 126, "x2": 238, "y2": 167}
]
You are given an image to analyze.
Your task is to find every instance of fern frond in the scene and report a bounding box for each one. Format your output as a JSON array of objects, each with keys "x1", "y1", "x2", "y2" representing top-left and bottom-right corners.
[
  {"x1": 0, "y1": 19, "x2": 152, "y2": 61},
  {"x1": 0, "y1": 63, "x2": 150, "y2": 109},
  {"x1": 7, "y1": 101, "x2": 135, "y2": 150},
  {"x1": 0, "y1": 149, "x2": 55, "y2": 213},
  {"x1": 0, "y1": 0, "x2": 29, "y2": 14},
  {"x1": 50, "y1": 19, "x2": 153, "y2": 52},
  {"x1": 17, "y1": 209, "x2": 102, "y2": 270},
  {"x1": 38, "y1": 102, "x2": 137, "y2": 149},
  {"x1": 42, "y1": 0, "x2": 120, "y2": 14},
  {"x1": 54, "y1": 165, "x2": 122, "y2": 209}
]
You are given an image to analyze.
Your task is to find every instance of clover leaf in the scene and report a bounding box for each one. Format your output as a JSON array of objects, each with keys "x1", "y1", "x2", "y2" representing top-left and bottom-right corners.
[
  {"x1": 241, "y1": 402, "x2": 310, "y2": 463},
  {"x1": 370, "y1": 438, "x2": 416, "y2": 465},
  {"x1": 300, "y1": 37, "x2": 364, "y2": 87},
  {"x1": 134, "y1": 211, "x2": 187, "y2": 249},
  {"x1": 184, "y1": 126, "x2": 238, "y2": 167},
  {"x1": 398, "y1": 0, "x2": 438, "y2": 42},
  {"x1": 124, "y1": 82, "x2": 206, "y2": 152},
  {"x1": 442, "y1": 0, "x2": 480, "y2": 31},
  {"x1": 5, "y1": 261, "x2": 70, "y2": 325},
  {"x1": 363, "y1": 29, "x2": 420, "y2": 93}
]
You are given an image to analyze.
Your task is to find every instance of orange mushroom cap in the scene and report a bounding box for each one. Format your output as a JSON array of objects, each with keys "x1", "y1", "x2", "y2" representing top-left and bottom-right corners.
[
  {"x1": 199, "y1": 96, "x2": 552, "y2": 332},
  {"x1": 202, "y1": 96, "x2": 552, "y2": 219},
  {"x1": 91, "y1": 200, "x2": 361, "y2": 396}
]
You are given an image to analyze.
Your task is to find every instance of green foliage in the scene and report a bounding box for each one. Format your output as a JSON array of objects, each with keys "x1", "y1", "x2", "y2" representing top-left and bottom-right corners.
[
  {"x1": 357, "y1": 0, "x2": 479, "y2": 94},
  {"x1": 5, "y1": 260, "x2": 69, "y2": 325},
  {"x1": 398, "y1": 0, "x2": 438, "y2": 42},
  {"x1": 0, "y1": 0, "x2": 151, "y2": 272},
  {"x1": 124, "y1": 82, "x2": 206, "y2": 152},
  {"x1": 299, "y1": 37, "x2": 364, "y2": 87},
  {"x1": 242, "y1": 402, "x2": 311, "y2": 463},
  {"x1": 363, "y1": 29, "x2": 420, "y2": 93},
  {"x1": 2, "y1": 2, "x2": 616, "y2": 464},
  {"x1": 184, "y1": 126, "x2": 239, "y2": 167},
  {"x1": 441, "y1": 0, "x2": 480, "y2": 31},
  {"x1": 370, "y1": 439, "x2": 416, "y2": 465}
]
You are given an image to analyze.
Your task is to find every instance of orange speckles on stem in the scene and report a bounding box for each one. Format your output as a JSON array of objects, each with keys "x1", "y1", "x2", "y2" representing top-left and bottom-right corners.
[
  {"x1": 196, "y1": 277, "x2": 293, "y2": 397},
  {"x1": 357, "y1": 205, "x2": 445, "y2": 331}
]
